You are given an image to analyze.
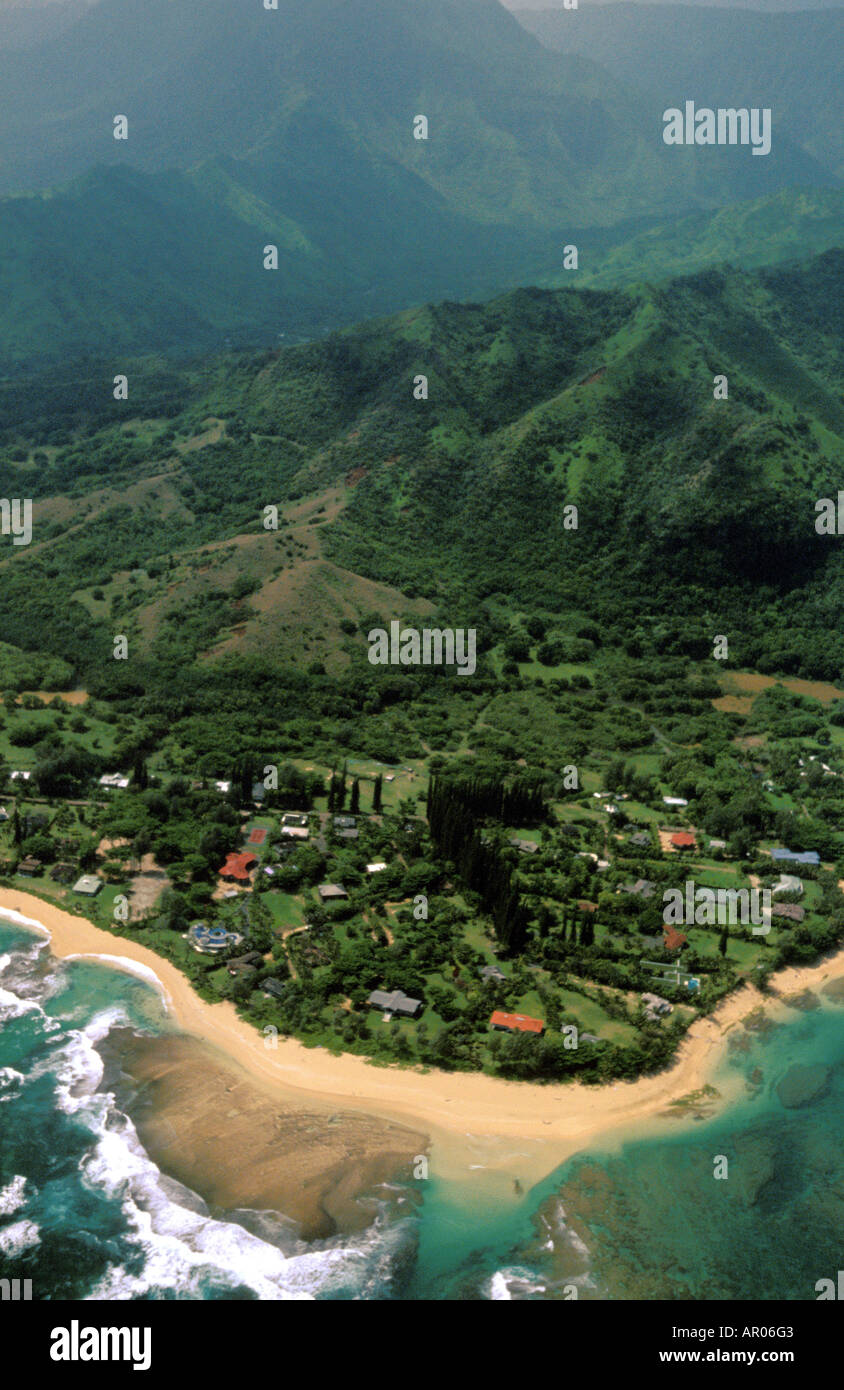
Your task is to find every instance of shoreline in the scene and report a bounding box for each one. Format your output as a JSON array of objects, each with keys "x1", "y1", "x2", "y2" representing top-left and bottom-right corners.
[{"x1": 4, "y1": 888, "x2": 843, "y2": 1190}]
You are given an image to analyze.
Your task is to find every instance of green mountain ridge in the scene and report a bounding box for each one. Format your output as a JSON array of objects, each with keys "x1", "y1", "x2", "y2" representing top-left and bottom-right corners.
[
  {"x1": 0, "y1": 0, "x2": 838, "y2": 368},
  {"x1": 0, "y1": 176, "x2": 839, "y2": 371},
  {"x1": 0, "y1": 251, "x2": 842, "y2": 685}
]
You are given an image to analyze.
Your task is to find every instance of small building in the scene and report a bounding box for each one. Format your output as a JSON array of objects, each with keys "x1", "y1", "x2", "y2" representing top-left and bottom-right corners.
[
  {"x1": 366, "y1": 862, "x2": 388, "y2": 874},
  {"x1": 641, "y1": 992, "x2": 673, "y2": 1021},
  {"x1": 10, "y1": 771, "x2": 31, "y2": 782},
  {"x1": 251, "y1": 782, "x2": 267, "y2": 803},
  {"x1": 708, "y1": 838, "x2": 727, "y2": 851},
  {"x1": 261, "y1": 978, "x2": 288, "y2": 1000},
  {"x1": 770, "y1": 848, "x2": 820, "y2": 866},
  {"x1": 621, "y1": 879, "x2": 656, "y2": 898},
  {"x1": 246, "y1": 827, "x2": 268, "y2": 847},
  {"x1": 336, "y1": 828, "x2": 359, "y2": 841},
  {"x1": 99, "y1": 773, "x2": 130, "y2": 789},
  {"x1": 73, "y1": 875, "x2": 102, "y2": 896},
  {"x1": 227, "y1": 951, "x2": 264, "y2": 978},
  {"x1": 214, "y1": 780, "x2": 232, "y2": 793},
  {"x1": 771, "y1": 902, "x2": 806, "y2": 923},
  {"x1": 772, "y1": 874, "x2": 803, "y2": 897},
  {"x1": 318, "y1": 883, "x2": 348, "y2": 901},
  {"x1": 670, "y1": 832, "x2": 696, "y2": 850},
  {"x1": 628, "y1": 831, "x2": 652, "y2": 849},
  {"x1": 663, "y1": 796, "x2": 688, "y2": 807},
  {"x1": 510, "y1": 838, "x2": 538, "y2": 854},
  {"x1": 333, "y1": 815, "x2": 357, "y2": 830},
  {"x1": 490, "y1": 1010, "x2": 545, "y2": 1036},
  {"x1": 368, "y1": 989, "x2": 422, "y2": 1018},
  {"x1": 219, "y1": 851, "x2": 258, "y2": 883},
  {"x1": 480, "y1": 964, "x2": 506, "y2": 983},
  {"x1": 662, "y1": 925, "x2": 687, "y2": 951},
  {"x1": 0, "y1": 807, "x2": 8, "y2": 822},
  {"x1": 50, "y1": 862, "x2": 75, "y2": 883},
  {"x1": 281, "y1": 824, "x2": 309, "y2": 840},
  {"x1": 16, "y1": 856, "x2": 42, "y2": 876}
]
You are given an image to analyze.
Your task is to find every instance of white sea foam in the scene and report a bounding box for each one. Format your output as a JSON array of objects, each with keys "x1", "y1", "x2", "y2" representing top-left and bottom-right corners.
[
  {"x1": 0, "y1": 907, "x2": 51, "y2": 938},
  {"x1": 1, "y1": 926, "x2": 413, "y2": 1301},
  {"x1": 0, "y1": 1218, "x2": 40, "y2": 1255},
  {"x1": 0, "y1": 1175, "x2": 28, "y2": 1215},
  {"x1": 0, "y1": 984, "x2": 41, "y2": 1020},
  {"x1": 0, "y1": 1067, "x2": 24, "y2": 1101},
  {"x1": 487, "y1": 1266, "x2": 547, "y2": 1299}
]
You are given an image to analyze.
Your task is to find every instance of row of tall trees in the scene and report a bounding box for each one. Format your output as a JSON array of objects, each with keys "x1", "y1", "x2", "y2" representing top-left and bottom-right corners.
[{"x1": 427, "y1": 775, "x2": 529, "y2": 954}]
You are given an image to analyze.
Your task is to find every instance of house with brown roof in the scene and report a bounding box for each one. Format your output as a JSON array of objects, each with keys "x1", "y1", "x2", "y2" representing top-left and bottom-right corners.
[
  {"x1": 318, "y1": 883, "x2": 348, "y2": 902},
  {"x1": 771, "y1": 902, "x2": 806, "y2": 924}
]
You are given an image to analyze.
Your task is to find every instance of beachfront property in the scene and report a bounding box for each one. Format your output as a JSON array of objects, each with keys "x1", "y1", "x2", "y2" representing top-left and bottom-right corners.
[
  {"x1": 16, "y1": 856, "x2": 42, "y2": 876},
  {"x1": 73, "y1": 875, "x2": 102, "y2": 896},
  {"x1": 641, "y1": 992, "x2": 673, "y2": 1020},
  {"x1": 770, "y1": 848, "x2": 820, "y2": 866},
  {"x1": 368, "y1": 988, "x2": 422, "y2": 1018},
  {"x1": 189, "y1": 922, "x2": 242, "y2": 954},
  {"x1": 261, "y1": 978, "x2": 288, "y2": 1000},
  {"x1": 226, "y1": 951, "x2": 263, "y2": 979},
  {"x1": 643, "y1": 959, "x2": 700, "y2": 992},
  {"x1": 489, "y1": 1010, "x2": 545, "y2": 1035}
]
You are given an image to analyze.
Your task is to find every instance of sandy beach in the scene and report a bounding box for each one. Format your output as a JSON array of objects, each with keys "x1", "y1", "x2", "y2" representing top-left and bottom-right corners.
[{"x1": 4, "y1": 888, "x2": 844, "y2": 1193}]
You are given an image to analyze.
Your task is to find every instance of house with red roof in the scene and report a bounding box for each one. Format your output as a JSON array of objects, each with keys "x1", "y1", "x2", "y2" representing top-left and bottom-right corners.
[
  {"x1": 489, "y1": 1010, "x2": 545, "y2": 1036},
  {"x1": 219, "y1": 851, "x2": 258, "y2": 883},
  {"x1": 663, "y1": 925, "x2": 688, "y2": 951},
  {"x1": 670, "y1": 831, "x2": 696, "y2": 850}
]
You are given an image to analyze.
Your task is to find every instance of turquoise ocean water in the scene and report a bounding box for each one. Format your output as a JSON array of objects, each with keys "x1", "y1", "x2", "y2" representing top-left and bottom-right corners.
[{"x1": 1, "y1": 914, "x2": 842, "y2": 1301}]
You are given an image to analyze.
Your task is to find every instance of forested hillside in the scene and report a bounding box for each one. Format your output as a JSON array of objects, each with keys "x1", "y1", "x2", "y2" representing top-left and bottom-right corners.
[{"x1": 0, "y1": 251, "x2": 841, "y2": 690}]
